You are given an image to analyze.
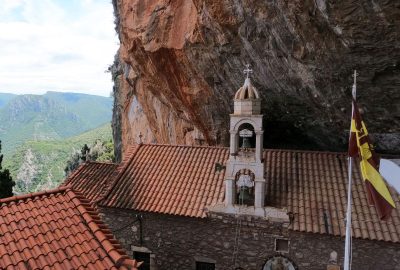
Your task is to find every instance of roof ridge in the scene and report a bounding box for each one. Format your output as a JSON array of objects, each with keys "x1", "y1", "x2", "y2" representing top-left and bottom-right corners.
[
  {"x1": 130, "y1": 143, "x2": 352, "y2": 155},
  {"x1": 120, "y1": 143, "x2": 357, "y2": 155},
  {"x1": 95, "y1": 144, "x2": 143, "y2": 205},
  {"x1": 121, "y1": 144, "x2": 140, "y2": 163},
  {"x1": 85, "y1": 161, "x2": 118, "y2": 165},
  {"x1": 139, "y1": 143, "x2": 229, "y2": 150},
  {"x1": 65, "y1": 189, "x2": 139, "y2": 268},
  {"x1": 0, "y1": 186, "x2": 70, "y2": 205},
  {"x1": 264, "y1": 148, "x2": 348, "y2": 155}
]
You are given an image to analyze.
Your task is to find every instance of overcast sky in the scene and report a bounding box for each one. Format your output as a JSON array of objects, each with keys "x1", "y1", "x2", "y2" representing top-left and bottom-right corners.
[{"x1": 0, "y1": 0, "x2": 118, "y2": 97}]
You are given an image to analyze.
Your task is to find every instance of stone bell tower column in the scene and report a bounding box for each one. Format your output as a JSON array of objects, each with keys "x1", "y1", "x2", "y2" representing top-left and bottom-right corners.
[{"x1": 224, "y1": 65, "x2": 265, "y2": 216}]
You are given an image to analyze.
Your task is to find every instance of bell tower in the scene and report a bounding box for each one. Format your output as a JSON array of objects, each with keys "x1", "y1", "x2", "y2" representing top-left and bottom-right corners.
[{"x1": 224, "y1": 65, "x2": 266, "y2": 216}]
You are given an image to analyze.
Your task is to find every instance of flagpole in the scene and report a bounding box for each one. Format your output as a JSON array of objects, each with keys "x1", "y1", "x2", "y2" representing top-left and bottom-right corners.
[
  {"x1": 344, "y1": 157, "x2": 353, "y2": 270},
  {"x1": 344, "y1": 70, "x2": 357, "y2": 270}
]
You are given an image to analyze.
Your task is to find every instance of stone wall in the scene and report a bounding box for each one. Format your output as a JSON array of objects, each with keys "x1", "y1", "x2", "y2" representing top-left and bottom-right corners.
[
  {"x1": 100, "y1": 207, "x2": 400, "y2": 270},
  {"x1": 289, "y1": 231, "x2": 400, "y2": 270}
]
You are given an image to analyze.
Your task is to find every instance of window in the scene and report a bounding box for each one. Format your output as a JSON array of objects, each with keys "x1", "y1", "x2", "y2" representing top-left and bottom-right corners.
[
  {"x1": 134, "y1": 251, "x2": 150, "y2": 270},
  {"x1": 196, "y1": 261, "x2": 215, "y2": 270},
  {"x1": 275, "y1": 238, "x2": 289, "y2": 253}
]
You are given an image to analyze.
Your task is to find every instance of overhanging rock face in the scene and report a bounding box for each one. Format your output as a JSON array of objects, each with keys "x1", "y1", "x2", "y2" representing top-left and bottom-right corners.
[{"x1": 111, "y1": 0, "x2": 400, "y2": 160}]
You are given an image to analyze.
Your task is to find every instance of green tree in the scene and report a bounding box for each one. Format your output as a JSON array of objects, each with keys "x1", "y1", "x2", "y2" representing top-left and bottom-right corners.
[
  {"x1": 90, "y1": 139, "x2": 115, "y2": 162},
  {"x1": 64, "y1": 144, "x2": 90, "y2": 176},
  {"x1": 80, "y1": 144, "x2": 90, "y2": 161},
  {"x1": 64, "y1": 140, "x2": 114, "y2": 176},
  {"x1": 0, "y1": 141, "x2": 15, "y2": 199}
]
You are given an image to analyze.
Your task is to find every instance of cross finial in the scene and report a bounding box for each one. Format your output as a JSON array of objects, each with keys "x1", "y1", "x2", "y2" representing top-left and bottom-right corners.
[
  {"x1": 243, "y1": 64, "x2": 253, "y2": 79},
  {"x1": 138, "y1": 132, "x2": 143, "y2": 144}
]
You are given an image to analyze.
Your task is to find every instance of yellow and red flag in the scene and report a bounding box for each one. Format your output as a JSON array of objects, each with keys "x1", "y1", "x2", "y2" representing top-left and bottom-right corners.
[{"x1": 348, "y1": 99, "x2": 396, "y2": 220}]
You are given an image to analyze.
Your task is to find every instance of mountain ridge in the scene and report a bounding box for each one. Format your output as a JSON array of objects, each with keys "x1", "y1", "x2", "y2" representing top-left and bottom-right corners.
[
  {"x1": 0, "y1": 91, "x2": 112, "y2": 154},
  {"x1": 0, "y1": 91, "x2": 113, "y2": 193},
  {"x1": 0, "y1": 93, "x2": 17, "y2": 109}
]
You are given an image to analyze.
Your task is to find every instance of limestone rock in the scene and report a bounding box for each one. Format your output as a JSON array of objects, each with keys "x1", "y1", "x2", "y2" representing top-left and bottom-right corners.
[{"x1": 111, "y1": 0, "x2": 400, "y2": 160}]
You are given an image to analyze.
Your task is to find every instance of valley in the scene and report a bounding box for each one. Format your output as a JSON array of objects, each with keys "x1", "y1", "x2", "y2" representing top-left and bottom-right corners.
[{"x1": 0, "y1": 92, "x2": 113, "y2": 193}]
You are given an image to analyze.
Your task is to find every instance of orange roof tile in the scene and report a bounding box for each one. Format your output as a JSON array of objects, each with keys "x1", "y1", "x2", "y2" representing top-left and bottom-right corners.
[
  {"x1": 67, "y1": 144, "x2": 400, "y2": 243},
  {"x1": 0, "y1": 187, "x2": 140, "y2": 270},
  {"x1": 265, "y1": 149, "x2": 400, "y2": 243},
  {"x1": 100, "y1": 144, "x2": 228, "y2": 218},
  {"x1": 63, "y1": 162, "x2": 120, "y2": 202}
]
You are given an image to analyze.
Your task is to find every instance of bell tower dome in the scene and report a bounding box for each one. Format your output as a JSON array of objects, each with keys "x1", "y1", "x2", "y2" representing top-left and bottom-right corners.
[
  {"x1": 234, "y1": 77, "x2": 261, "y2": 115},
  {"x1": 224, "y1": 65, "x2": 266, "y2": 216}
]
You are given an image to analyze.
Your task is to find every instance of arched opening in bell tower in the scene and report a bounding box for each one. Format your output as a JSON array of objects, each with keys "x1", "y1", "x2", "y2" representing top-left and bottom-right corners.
[
  {"x1": 235, "y1": 170, "x2": 255, "y2": 206},
  {"x1": 237, "y1": 123, "x2": 256, "y2": 150}
]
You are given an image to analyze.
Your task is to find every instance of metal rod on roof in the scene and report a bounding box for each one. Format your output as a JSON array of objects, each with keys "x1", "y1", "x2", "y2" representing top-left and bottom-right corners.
[{"x1": 344, "y1": 70, "x2": 357, "y2": 270}]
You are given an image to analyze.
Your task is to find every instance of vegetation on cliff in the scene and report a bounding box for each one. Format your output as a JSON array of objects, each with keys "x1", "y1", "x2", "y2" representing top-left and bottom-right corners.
[
  {"x1": 6, "y1": 124, "x2": 113, "y2": 194},
  {"x1": 0, "y1": 92, "x2": 114, "y2": 194},
  {"x1": 0, "y1": 141, "x2": 15, "y2": 199},
  {"x1": 64, "y1": 139, "x2": 115, "y2": 176}
]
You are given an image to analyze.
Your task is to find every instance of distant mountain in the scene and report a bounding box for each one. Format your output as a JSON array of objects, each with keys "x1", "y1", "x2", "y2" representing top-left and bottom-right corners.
[
  {"x1": 4, "y1": 123, "x2": 113, "y2": 194},
  {"x1": 0, "y1": 93, "x2": 17, "y2": 109},
  {"x1": 0, "y1": 91, "x2": 112, "y2": 154}
]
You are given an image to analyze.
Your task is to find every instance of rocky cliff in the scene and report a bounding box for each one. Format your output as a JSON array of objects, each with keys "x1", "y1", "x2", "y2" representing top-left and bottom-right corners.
[{"x1": 111, "y1": 0, "x2": 400, "y2": 161}]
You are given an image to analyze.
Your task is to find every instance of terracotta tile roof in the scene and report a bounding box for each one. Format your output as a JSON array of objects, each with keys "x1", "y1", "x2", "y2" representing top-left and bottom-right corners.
[
  {"x1": 63, "y1": 162, "x2": 120, "y2": 202},
  {"x1": 265, "y1": 149, "x2": 400, "y2": 243},
  {"x1": 100, "y1": 144, "x2": 228, "y2": 218},
  {"x1": 0, "y1": 187, "x2": 140, "y2": 270},
  {"x1": 67, "y1": 143, "x2": 400, "y2": 242}
]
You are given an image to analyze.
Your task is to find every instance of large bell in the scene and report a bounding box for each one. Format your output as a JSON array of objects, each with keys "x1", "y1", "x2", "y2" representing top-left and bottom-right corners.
[
  {"x1": 241, "y1": 137, "x2": 252, "y2": 149},
  {"x1": 238, "y1": 186, "x2": 253, "y2": 205}
]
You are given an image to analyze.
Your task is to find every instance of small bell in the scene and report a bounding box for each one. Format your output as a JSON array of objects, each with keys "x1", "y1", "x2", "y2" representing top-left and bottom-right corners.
[
  {"x1": 238, "y1": 186, "x2": 253, "y2": 205},
  {"x1": 241, "y1": 137, "x2": 252, "y2": 149}
]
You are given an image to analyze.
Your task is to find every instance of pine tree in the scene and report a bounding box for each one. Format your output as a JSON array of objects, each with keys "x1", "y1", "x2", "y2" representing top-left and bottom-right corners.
[
  {"x1": 80, "y1": 144, "x2": 90, "y2": 162},
  {"x1": 64, "y1": 144, "x2": 91, "y2": 176},
  {"x1": 64, "y1": 140, "x2": 114, "y2": 177},
  {"x1": 0, "y1": 141, "x2": 15, "y2": 199}
]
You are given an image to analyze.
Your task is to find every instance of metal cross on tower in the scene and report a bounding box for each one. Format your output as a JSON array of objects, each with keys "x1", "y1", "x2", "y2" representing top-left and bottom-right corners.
[
  {"x1": 243, "y1": 64, "x2": 253, "y2": 79},
  {"x1": 138, "y1": 132, "x2": 143, "y2": 144}
]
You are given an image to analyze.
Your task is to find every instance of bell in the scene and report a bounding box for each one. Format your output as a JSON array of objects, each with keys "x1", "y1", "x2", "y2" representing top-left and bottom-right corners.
[
  {"x1": 238, "y1": 186, "x2": 253, "y2": 205},
  {"x1": 241, "y1": 137, "x2": 252, "y2": 149}
]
